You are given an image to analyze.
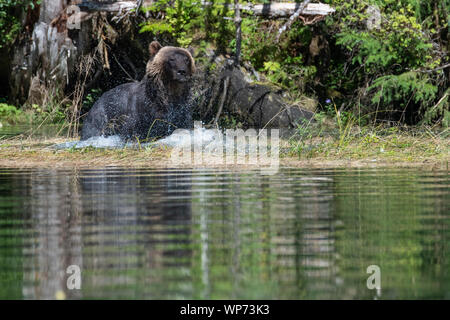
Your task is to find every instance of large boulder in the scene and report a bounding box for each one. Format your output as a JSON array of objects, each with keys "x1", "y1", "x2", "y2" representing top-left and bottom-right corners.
[
  {"x1": 225, "y1": 65, "x2": 314, "y2": 128},
  {"x1": 193, "y1": 57, "x2": 315, "y2": 129}
]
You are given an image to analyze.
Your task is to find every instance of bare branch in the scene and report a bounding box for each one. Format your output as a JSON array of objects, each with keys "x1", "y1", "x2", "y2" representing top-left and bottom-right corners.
[
  {"x1": 234, "y1": 0, "x2": 242, "y2": 66},
  {"x1": 276, "y1": 0, "x2": 311, "y2": 43}
]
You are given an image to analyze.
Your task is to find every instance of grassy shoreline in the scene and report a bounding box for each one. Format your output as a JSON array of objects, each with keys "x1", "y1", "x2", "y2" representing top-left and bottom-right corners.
[{"x1": 0, "y1": 126, "x2": 448, "y2": 170}]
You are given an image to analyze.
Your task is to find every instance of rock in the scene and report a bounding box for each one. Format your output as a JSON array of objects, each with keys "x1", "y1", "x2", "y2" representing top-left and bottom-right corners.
[
  {"x1": 228, "y1": 66, "x2": 314, "y2": 128},
  {"x1": 366, "y1": 5, "x2": 381, "y2": 31},
  {"x1": 194, "y1": 58, "x2": 315, "y2": 129}
]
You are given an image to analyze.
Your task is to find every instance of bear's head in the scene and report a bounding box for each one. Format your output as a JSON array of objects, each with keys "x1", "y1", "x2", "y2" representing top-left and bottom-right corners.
[{"x1": 146, "y1": 41, "x2": 195, "y2": 84}]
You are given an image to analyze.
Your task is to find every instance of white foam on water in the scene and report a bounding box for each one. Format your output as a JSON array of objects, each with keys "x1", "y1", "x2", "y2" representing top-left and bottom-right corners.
[
  {"x1": 155, "y1": 127, "x2": 249, "y2": 155},
  {"x1": 53, "y1": 129, "x2": 221, "y2": 150},
  {"x1": 155, "y1": 128, "x2": 218, "y2": 148},
  {"x1": 53, "y1": 135, "x2": 127, "y2": 149},
  {"x1": 53, "y1": 128, "x2": 253, "y2": 155}
]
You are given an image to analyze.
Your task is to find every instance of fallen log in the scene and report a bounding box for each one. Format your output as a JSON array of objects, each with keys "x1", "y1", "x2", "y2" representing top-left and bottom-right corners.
[
  {"x1": 77, "y1": 1, "x2": 136, "y2": 13},
  {"x1": 234, "y1": 2, "x2": 335, "y2": 18},
  {"x1": 76, "y1": 1, "x2": 335, "y2": 18}
]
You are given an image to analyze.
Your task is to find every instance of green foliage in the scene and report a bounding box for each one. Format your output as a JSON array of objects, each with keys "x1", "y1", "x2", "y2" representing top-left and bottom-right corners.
[
  {"x1": 334, "y1": 3, "x2": 438, "y2": 71},
  {"x1": 219, "y1": 114, "x2": 244, "y2": 129},
  {"x1": 0, "y1": 0, "x2": 39, "y2": 48},
  {"x1": 0, "y1": 101, "x2": 66, "y2": 125},
  {"x1": 140, "y1": 0, "x2": 236, "y2": 51},
  {"x1": 139, "y1": 21, "x2": 173, "y2": 34},
  {"x1": 0, "y1": 103, "x2": 23, "y2": 123},
  {"x1": 369, "y1": 72, "x2": 438, "y2": 115},
  {"x1": 239, "y1": 17, "x2": 317, "y2": 97},
  {"x1": 140, "y1": 0, "x2": 205, "y2": 47},
  {"x1": 442, "y1": 110, "x2": 450, "y2": 128},
  {"x1": 421, "y1": 89, "x2": 450, "y2": 126},
  {"x1": 323, "y1": 0, "x2": 448, "y2": 124},
  {"x1": 30, "y1": 103, "x2": 65, "y2": 124},
  {"x1": 83, "y1": 88, "x2": 103, "y2": 111}
]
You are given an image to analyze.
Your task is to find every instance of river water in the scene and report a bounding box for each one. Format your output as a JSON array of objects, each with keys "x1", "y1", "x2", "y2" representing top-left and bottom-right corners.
[{"x1": 0, "y1": 167, "x2": 448, "y2": 299}]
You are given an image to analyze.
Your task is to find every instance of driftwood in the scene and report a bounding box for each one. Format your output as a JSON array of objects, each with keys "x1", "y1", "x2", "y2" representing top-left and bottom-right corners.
[
  {"x1": 227, "y1": 2, "x2": 335, "y2": 18},
  {"x1": 77, "y1": 1, "x2": 136, "y2": 13},
  {"x1": 77, "y1": 1, "x2": 335, "y2": 18}
]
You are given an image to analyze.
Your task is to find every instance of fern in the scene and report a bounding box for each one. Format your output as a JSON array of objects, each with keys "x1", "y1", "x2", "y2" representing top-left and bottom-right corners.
[
  {"x1": 336, "y1": 31, "x2": 397, "y2": 71},
  {"x1": 139, "y1": 21, "x2": 173, "y2": 34},
  {"x1": 421, "y1": 89, "x2": 450, "y2": 125},
  {"x1": 369, "y1": 72, "x2": 438, "y2": 112}
]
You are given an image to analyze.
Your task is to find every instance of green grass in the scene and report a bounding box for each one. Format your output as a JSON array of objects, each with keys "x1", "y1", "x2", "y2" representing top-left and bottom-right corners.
[
  {"x1": 284, "y1": 115, "x2": 449, "y2": 164},
  {"x1": 0, "y1": 123, "x2": 447, "y2": 169}
]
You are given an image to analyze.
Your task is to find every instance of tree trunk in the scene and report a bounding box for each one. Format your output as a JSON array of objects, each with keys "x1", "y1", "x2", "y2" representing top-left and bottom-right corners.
[
  {"x1": 8, "y1": 0, "x2": 146, "y2": 107},
  {"x1": 10, "y1": 0, "x2": 77, "y2": 106},
  {"x1": 234, "y1": 0, "x2": 241, "y2": 66}
]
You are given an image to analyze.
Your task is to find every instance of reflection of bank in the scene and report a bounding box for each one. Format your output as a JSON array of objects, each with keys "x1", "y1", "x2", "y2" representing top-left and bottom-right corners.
[
  {"x1": 188, "y1": 170, "x2": 340, "y2": 299},
  {"x1": 250, "y1": 173, "x2": 339, "y2": 299},
  {"x1": 20, "y1": 169, "x2": 193, "y2": 299},
  {"x1": 21, "y1": 169, "x2": 83, "y2": 299},
  {"x1": 78, "y1": 169, "x2": 193, "y2": 299},
  {"x1": 291, "y1": 176, "x2": 339, "y2": 298}
]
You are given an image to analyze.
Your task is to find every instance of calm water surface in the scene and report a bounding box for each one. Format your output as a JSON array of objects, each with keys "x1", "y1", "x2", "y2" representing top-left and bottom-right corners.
[
  {"x1": 0, "y1": 167, "x2": 448, "y2": 299},
  {"x1": 0, "y1": 124, "x2": 67, "y2": 138}
]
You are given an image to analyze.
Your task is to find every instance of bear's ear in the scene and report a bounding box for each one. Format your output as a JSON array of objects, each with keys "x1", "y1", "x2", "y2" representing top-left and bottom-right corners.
[
  {"x1": 187, "y1": 46, "x2": 195, "y2": 57},
  {"x1": 149, "y1": 41, "x2": 162, "y2": 57}
]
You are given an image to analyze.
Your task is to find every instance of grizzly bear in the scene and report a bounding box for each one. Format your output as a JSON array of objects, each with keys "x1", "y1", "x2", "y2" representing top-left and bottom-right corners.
[{"x1": 80, "y1": 41, "x2": 195, "y2": 141}]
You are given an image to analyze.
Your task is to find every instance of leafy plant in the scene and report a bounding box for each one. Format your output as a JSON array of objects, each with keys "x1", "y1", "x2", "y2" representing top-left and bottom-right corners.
[
  {"x1": 140, "y1": 0, "x2": 204, "y2": 46},
  {"x1": 322, "y1": 0, "x2": 448, "y2": 124},
  {"x1": 83, "y1": 88, "x2": 103, "y2": 111},
  {"x1": 0, "y1": 0, "x2": 39, "y2": 48},
  {"x1": 0, "y1": 103, "x2": 26, "y2": 124},
  {"x1": 31, "y1": 103, "x2": 65, "y2": 124},
  {"x1": 369, "y1": 72, "x2": 438, "y2": 121}
]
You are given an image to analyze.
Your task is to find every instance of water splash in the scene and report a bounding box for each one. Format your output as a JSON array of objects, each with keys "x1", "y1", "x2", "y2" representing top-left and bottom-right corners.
[
  {"x1": 53, "y1": 135, "x2": 127, "y2": 149},
  {"x1": 53, "y1": 126, "x2": 264, "y2": 159},
  {"x1": 155, "y1": 127, "x2": 219, "y2": 148},
  {"x1": 52, "y1": 128, "x2": 225, "y2": 150}
]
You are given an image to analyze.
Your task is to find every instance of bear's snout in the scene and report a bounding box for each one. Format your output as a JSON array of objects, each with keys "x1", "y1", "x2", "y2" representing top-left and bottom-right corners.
[{"x1": 175, "y1": 69, "x2": 189, "y2": 82}]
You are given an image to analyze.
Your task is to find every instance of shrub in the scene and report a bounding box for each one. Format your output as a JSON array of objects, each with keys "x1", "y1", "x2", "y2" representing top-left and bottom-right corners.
[
  {"x1": 324, "y1": 0, "x2": 448, "y2": 124},
  {"x1": 0, "y1": 0, "x2": 39, "y2": 48}
]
